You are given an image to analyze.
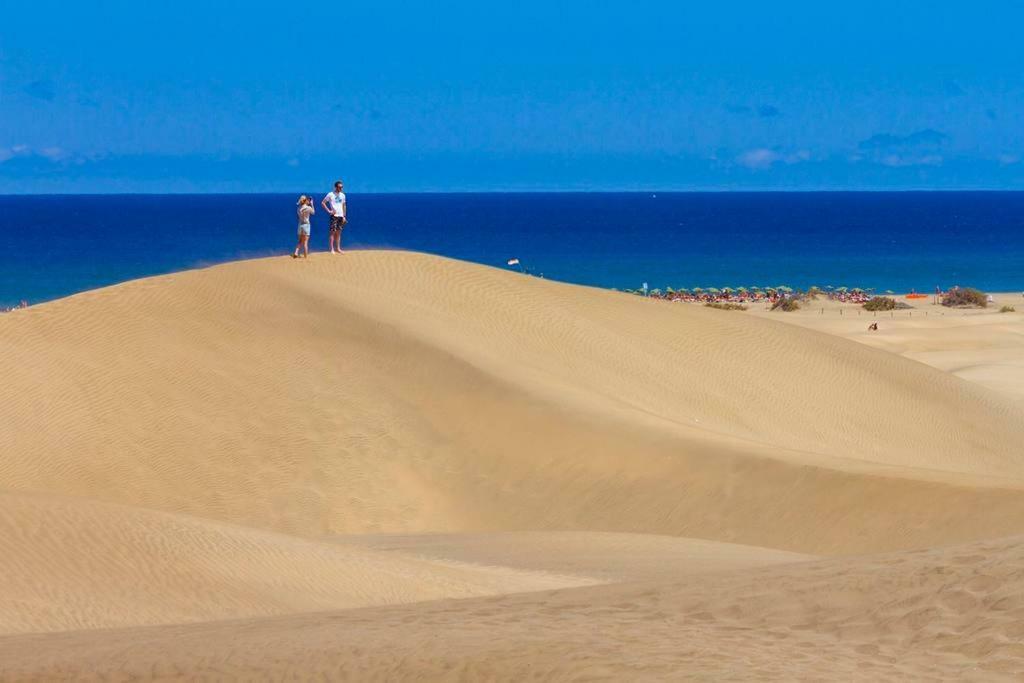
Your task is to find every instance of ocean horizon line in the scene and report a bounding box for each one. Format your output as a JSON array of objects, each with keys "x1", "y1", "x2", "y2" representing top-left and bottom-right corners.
[{"x1": 4, "y1": 188, "x2": 1024, "y2": 198}]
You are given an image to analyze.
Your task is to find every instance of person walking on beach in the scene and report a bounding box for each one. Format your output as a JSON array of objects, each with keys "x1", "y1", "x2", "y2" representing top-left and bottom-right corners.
[
  {"x1": 293, "y1": 195, "x2": 315, "y2": 258},
  {"x1": 321, "y1": 180, "x2": 347, "y2": 253}
]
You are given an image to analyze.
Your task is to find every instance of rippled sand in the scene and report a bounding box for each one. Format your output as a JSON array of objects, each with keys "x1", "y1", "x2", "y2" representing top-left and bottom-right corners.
[{"x1": 1, "y1": 251, "x2": 1023, "y2": 680}]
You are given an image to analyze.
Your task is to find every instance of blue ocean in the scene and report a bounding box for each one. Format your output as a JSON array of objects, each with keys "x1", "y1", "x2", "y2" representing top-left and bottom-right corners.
[{"x1": 1, "y1": 192, "x2": 1022, "y2": 307}]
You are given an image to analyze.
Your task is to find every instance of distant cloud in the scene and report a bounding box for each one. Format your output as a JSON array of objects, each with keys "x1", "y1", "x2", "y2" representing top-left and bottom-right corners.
[
  {"x1": 23, "y1": 80, "x2": 56, "y2": 101},
  {"x1": 757, "y1": 104, "x2": 780, "y2": 118},
  {"x1": 0, "y1": 145, "x2": 75, "y2": 166},
  {"x1": 858, "y1": 129, "x2": 948, "y2": 150},
  {"x1": 38, "y1": 147, "x2": 67, "y2": 161},
  {"x1": 0, "y1": 145, "x2": 31, "y2": 163},
  {"x1": 737, "y1": 148, "x2": 778, "y2": 169},
  {"x1": 736, "y1": 147, "x2": 810, "y2": 170},
  {"x1": 878, "y1": 154, "x2": 943, "y2": 168},
  {"x1": 998, "y1": 154, "x2": 1020, "y2": 166},
  {"x1": 855, "y1": 129, "x2": 949, "y2": 167},
  {"x1": 286, "y1": 158, "x2": 300, "y2": 167}
]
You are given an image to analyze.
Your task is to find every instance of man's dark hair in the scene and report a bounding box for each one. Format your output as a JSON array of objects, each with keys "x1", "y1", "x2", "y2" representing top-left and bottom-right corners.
[{"x1": 334, "y1": 180, "x2": 342, "y2": 187}]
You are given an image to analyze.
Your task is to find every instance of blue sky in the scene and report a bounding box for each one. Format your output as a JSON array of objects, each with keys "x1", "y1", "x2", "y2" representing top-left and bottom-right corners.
[{"x1": 2, "y1": 1, "x2": 1023, "y2": 192}]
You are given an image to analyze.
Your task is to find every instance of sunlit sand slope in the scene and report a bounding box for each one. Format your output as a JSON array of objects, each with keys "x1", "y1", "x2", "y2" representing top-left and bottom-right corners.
[
  {"x1": 2, "y1": 251, "x2": 1024, "y2": 556},
  {"x1": 3, "y1": 534, "x2": 1022, "y2": 681},
  {"x1": 0, "y1": 491, "x2": 598, "y2": 634}
]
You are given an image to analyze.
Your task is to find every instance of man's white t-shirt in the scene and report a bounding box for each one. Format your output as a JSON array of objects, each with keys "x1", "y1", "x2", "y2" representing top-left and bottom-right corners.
[{"x1": 324, "y1": 191, "x2": 346, "y2": 218}]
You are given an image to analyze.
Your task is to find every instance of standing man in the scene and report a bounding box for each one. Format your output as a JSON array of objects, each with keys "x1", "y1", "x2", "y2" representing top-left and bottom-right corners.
[{"x1": 321, "y1": 180, "x2": 347, "y2": 254}]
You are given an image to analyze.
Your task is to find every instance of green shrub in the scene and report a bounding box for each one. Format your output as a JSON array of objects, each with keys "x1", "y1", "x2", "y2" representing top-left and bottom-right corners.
[
  {"x1": 863, "y1": 296, "x2": 897, "y2": 312},
  {"x1": 942, "y1": 287, "x2": 987, "y2": 308},
  {"x1": 1000, "y1": 305, "x2": 1016, "y2": 313},
  {"x1": 705, "y1": 302, "x2": 748, "y2": 311},
  {"x1": 771, "y1": 296, "x2": 800, "y2": 312}
]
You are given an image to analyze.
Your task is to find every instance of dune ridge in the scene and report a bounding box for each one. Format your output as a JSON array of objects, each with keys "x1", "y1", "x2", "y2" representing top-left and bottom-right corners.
[{"x1": 1, "y1": 251, "x2": 1024, "y2": 679}]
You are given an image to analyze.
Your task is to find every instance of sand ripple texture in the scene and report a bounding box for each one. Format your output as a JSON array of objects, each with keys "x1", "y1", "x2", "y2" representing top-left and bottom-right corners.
[{"x1": 2, "y1": 251, "x2": 1024, "y2": 680}]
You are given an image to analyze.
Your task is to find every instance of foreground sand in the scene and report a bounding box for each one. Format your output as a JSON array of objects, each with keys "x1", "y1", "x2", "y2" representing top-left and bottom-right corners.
[
  {"x1": 1, "y1": 251, "x2": 1023, "y2": 680},
  {"x1": 5, "y1": 534, "x2": 1022, "y2": 681}
]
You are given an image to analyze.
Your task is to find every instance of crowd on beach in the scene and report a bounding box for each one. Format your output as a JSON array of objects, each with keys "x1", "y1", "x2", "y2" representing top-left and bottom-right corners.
[
  {"x1": 631, "y1": 286, "x2": 876, "y2": 304},
  {"x1": 1, "y1": 300, "x2": 29, "y2": 313},
  {"x1": 630, "y1": 285, "x2": 1011, "y2": 306}
]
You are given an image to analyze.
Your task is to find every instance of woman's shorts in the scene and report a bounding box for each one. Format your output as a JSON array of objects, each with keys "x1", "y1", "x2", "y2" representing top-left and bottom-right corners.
[{"x1": 298, "y1": 223, "x2": 311, "y2": 236}]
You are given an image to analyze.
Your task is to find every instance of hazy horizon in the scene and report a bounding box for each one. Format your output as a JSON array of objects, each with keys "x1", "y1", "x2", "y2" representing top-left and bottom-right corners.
[
  {"x1": 4, "y1": 189, "x2": 1024, "y2": 197},
  {"x1": 3, "y1": 1, "x2": 1023, "y2": 193}
]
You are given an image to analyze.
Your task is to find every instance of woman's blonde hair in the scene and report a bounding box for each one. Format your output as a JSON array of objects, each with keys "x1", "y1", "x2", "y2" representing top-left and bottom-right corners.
[{"x1": 297, "y1": 195, "x2": 309, "y2": 205}]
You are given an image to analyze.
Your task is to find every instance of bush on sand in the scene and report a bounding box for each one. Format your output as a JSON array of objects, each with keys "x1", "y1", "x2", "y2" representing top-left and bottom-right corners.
[
  {"x1": 863, "y1": 296, "x2": 897, "y2": 312},
  {"x1": 942, "y1": 288, "x2": 987, "y2": 308}
]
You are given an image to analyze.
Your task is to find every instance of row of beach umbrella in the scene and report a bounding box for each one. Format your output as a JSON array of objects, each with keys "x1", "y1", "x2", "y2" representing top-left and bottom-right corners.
[{"x1": 623, "y1": 285, "x2": 899, "y2": 296}]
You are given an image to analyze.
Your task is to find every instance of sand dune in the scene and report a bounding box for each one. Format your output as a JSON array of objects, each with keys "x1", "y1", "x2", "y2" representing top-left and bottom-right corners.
[
  {"x1": 0, "y1": 491, "x2": 601, "y2": 635},
  {"x1": 2, "y1": 251, "x2": 1024, "y2": 679},
  {"x1": 3, "y1": 252, "x2": 1024, "y2": 554},
  {"x1": 3, "y1": 534, "x2": 1022, "y2": 680}
]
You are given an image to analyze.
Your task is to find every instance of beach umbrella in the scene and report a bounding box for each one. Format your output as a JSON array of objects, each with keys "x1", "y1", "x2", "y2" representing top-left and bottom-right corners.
[
  {"x1": 851, "y1": 287, "x2": 864, "y2": 293},
  {"x1": 778, "y1": 286, "x2": 793, "y2": 293},
  {"x1": 721, "y1": 287, "x2": 734, "y2": 293},
  {"x1": 692, "y1": 287, "x2": 704, "y2": 293},
  {"x1": 836, "y1": 286, "x2": 848, "y2": 293},
  {"x1": 650, "y1": 288, "x2": 663, "y2": 296},
  {"x1": 707, "y1": 287, "x2": 721, "y2": 294},
  {"x1": 677, "y1": 287, "x2": 690, "y2": 293},
  {"x1": 885, "y1": 289, "x2": 894, "y2": 295},
  {"x1": 665, "y1": 287, "x2": 675, "y2": 294}
]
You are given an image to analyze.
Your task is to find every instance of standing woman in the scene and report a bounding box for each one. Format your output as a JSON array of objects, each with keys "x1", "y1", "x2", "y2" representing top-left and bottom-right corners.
[{"x1": 293, "y1": 195, "x2": 314, "y2": 258}]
